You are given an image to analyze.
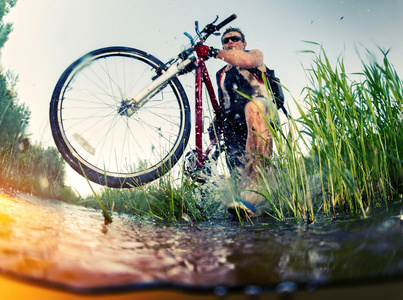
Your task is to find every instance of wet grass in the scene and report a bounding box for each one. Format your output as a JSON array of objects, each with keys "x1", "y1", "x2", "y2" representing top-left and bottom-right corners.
[
  {"x1": 78, "y1": 45, "x2": 402, "y2": 223},
  {"x1": 75, "y1": 166, "x2": 221, "y2": 222},
  {"x1": 256, "y1": 44, "x2": 403, "y2": 221}
]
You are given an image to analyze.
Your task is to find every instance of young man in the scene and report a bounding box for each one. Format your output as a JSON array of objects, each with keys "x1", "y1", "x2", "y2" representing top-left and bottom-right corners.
[
  {"x1": 205, "y1": 28, "x2": 277, "y2": 181},
  {"x1": 200, "y1": 27, "x2": 279, "y2": 216}
]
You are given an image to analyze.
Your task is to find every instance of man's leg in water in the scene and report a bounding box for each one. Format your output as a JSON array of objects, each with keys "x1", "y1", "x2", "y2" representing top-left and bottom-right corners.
[
  {"x1": 226, "y1": 99, "x2": 273, "y2": 218},
  {"x1": 224, "y1": 98, "x2": 275, "y2": 217},
  {"x1": 244, "y1": 99, "x2": 273, "y2": 182}
]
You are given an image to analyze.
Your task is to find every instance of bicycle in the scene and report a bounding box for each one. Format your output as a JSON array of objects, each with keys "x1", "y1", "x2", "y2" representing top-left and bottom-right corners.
[{"x1": 49, "y1": 14, "x2": 238, "y2": 188}]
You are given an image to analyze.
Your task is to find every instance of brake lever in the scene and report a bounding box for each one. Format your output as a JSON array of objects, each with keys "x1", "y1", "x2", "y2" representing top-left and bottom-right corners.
[
  {"x1": 183, "y1": 32, "x2": 195, "y2": 46},
  {"x1": 212, "y1": 15, "x2": 219, "y2": 24},
  {"x1": 200, "y1": 15, "x2": 221, "y2": 36},
  {"x1": 195, "y1": 21, "x2": 201, "y2": 38}
]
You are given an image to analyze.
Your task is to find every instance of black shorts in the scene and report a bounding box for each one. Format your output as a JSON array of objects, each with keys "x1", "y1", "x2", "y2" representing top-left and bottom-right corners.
[{"x1": 222, "y1": 97, "x2": 249, "y2": 170}]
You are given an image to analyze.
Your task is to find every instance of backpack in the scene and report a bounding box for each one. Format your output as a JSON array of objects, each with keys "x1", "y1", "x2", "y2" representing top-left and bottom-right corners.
[
  {"x1": 250, "y1": 66, "x2": 288, "y2": 117},
  {"x1": 218, "y1": 65, "x2": 288, "y2": 117}
]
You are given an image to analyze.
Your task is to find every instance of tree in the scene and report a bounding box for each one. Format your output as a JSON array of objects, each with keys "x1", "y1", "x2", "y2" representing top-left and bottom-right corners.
[
  {"x1": 0, "y1": 70, "x2": 30, "y2": 153},
  {"x1": 0, "y1": 1, "x2": 27, "y2": 153},
  {"x1": 0, "y1": 0, "x2": 17, "y2": 49}
]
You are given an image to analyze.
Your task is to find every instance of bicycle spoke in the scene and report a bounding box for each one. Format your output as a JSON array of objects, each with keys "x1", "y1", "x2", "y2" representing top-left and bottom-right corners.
[{"x1": 50, "y1": 47, "x2": 190, "y2": 187}]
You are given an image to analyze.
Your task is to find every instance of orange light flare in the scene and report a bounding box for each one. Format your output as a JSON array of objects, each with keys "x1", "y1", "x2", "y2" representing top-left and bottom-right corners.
[{"x1": 0, "y1": 193, "x2": 220, "y2": 300}]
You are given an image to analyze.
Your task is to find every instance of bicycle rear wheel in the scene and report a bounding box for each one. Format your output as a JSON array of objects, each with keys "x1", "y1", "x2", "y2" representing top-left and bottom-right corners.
[{"x1": 50, "y1": 46, "x2": 191, "y2": 188}]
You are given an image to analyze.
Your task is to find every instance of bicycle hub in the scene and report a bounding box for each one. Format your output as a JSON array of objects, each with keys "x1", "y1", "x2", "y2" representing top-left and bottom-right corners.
[{"x1": 118, "y1": 99, "x2": 139, "y2": 117}]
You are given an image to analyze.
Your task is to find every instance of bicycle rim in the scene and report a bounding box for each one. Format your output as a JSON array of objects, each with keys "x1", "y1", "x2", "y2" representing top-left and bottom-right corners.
[{"x1": 50, "y1": 47, "x2": 191, "y2": 188}]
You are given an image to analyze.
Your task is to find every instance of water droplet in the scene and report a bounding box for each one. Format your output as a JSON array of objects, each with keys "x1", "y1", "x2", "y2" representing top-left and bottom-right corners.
[
  {"x1": 214, "y1": 286, "x2": 228, "y2": 296},
  {"x1": 306, "y1": 280, "x2": 324, "y2": 292},
  {"x1": 276, "y1": 281, "x2": 298, "y2": 294},
  {"x1": 377, "y1": 219, "x2": 396, "y2": 233},
  {"x1": 244, "y1": 285, "x2": 262, "y2": 296}
]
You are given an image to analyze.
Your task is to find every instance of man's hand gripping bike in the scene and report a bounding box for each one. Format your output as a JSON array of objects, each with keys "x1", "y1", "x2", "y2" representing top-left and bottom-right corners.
[{"x1": 49, "y1": 14, "x2": 237, "y2": 188}]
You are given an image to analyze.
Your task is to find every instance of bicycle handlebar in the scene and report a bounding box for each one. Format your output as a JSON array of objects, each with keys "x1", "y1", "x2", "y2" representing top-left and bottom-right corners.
[
  {"x1": 216, "y1": 14, "x2": 237, "y2": 31},
  {"x1": 177, "y1": 14, "x2": 237, "y2": 61},
  {"x1": 199, "y1": 14, "x2": 237, "y2": 42}
]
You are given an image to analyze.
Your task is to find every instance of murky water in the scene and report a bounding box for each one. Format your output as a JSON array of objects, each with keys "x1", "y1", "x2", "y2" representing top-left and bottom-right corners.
[{"x1": 0, "y1": 192, "x2": 403, "y2": 296}]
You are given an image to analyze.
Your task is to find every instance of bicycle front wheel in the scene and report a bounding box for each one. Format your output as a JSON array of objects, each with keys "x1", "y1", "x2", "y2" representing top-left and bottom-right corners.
[{"x1": 50, "y1": 46, "x2": 191, "y2": 188}]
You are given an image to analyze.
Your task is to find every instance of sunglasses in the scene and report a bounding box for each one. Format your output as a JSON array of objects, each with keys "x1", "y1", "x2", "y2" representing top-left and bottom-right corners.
[{"x1": 222, "y1": 36, "x2": 243, "y2": 44}]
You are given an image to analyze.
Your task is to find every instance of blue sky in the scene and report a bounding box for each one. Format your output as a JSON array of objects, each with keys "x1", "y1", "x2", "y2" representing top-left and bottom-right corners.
[{"x1": 2, "y1": 0, "x2": 403, "y2": 193}]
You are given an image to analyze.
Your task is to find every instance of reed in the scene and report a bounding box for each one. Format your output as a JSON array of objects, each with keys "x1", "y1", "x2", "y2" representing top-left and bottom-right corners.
[
  {"x1": 78, "y1": 167, "x2": 220, "y2": 222},
  {"x1": 255, "y1": 44, "x2": 402, "y2": 221}
]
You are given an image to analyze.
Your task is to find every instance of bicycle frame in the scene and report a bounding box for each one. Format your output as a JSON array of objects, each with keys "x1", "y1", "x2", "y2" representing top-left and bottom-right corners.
[{"x1": 194, "y1": 47, "x2": 222, "y2": 167}]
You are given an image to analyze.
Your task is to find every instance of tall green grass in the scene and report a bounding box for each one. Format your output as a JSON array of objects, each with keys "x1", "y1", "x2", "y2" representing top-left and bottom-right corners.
[
  {"x1": 255, "y1": 44, "x2": 402, "y2": 221},
  {"x1": 77, "y1": 167, "x2": 220, "y2": 222}
]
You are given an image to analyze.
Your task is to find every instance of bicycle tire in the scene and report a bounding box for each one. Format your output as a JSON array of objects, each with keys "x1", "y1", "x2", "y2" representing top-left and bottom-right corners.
[{"x1": 50, "y1": 46, "x2": 191, "y2": 188}]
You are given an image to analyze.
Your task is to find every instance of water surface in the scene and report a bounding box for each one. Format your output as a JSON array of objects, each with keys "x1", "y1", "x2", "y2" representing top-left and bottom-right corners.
[{"x1": 0, "y1": 192, "x2": 402, "y2": 295}]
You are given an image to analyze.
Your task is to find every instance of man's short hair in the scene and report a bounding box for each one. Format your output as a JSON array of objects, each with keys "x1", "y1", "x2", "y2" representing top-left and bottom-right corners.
[{"x1": 221, "y1": 27, "x2": 245, "y2": 44}]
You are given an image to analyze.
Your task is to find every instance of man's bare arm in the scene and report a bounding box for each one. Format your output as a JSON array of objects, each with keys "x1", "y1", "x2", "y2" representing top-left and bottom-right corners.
[{"x1": 216, "y1": 49, "x2": 263, "y2": 69}]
